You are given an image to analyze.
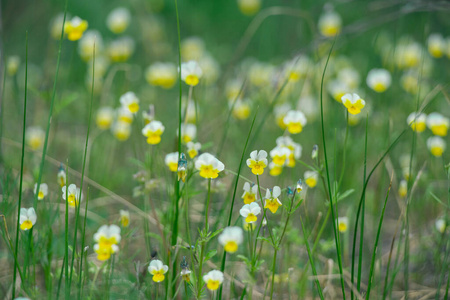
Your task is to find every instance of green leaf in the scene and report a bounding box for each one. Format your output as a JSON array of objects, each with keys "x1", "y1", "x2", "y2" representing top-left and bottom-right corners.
[{"x1": 204, "y1": 249, "x2": 217, "y2": 261}]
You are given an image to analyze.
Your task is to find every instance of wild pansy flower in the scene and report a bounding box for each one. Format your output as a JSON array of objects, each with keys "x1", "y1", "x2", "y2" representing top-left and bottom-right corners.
[
  {"x1": 26, "y1": 126, "x2": 45, "y2": 150},
  {"x1": 304, "y1": 171, "x2": 318, "y2": 188},
  {"x1": 366, "y1": 69, "x2": 391, "y2": 93},
  {"x1": 142, "y1": 120, "x2": 165, "y2": 145},
  {"x1": 246, "y1": 150, "x2": 268, "y2": 175},
  {"x1": 145, "y1": 62, "x2": 177, "y2": 89},
  {"x1": 181, "y1": 268, "x2": 192, "y2": 282},
  {"x1": 181, "y1": 37, "x2": 205, "y2": 61},
  {"x1": 328, "y1": 80, "x2": 350, "y2": 103},
  {"x1": 318, "y1": 10, "x2": 342, "y2": 37},
  {"x1": 400, "y1": 70, "x2": 419, "y2": 95},
  {"x1": 198, "y1": 54, "x2": 220, "y2": 85},
  {"x1": 269, "y1": 162, "x2": 283, "y2": 176},
  {"x1": 395, "y1": 42, "x2": 422, "y2": 69},
  {"x1": 187, "y1": 141, "x2": 201, "y2": 159},
  {"x1": 239, "y1": 202, "x2": 261, "y2": 223},
  {"x1": 93, "y1": 225, "x2": 121, "y2": 261},
  {"x1": 195, "y1": 153, "x2": 225, "y2": 179},
  {"x1": 264, "y1": 186, "x2": 282, "y2": 214},
  {"x1": 296, "y1": 179, "x2": 303, "y2": 193},
  {"x1": 6, "y1": 56, "x2": 20, "y2": 76},
  {"x1": 108, "y1": 36, "x2": 135, "y2": 62},
  {"x1": 341, "y1": 93, "x2": 365, "y2": 115},
  {"x1": 62, "y1": 184, "x2": 83, "y2": 207},
  {"x1": 178, "y1": 153, "x2": 188, "y2": 182},
  {"x1": 65, "y1": 16, "x2": 88, "y2": 41},
  {"x1": 120, "y1": 210, "x2": 130, "y2": 227},
  {"x1": 436, "y1": 218, "x2": 447, "y2": 234},
  {"x1": 427, "y1": 34, "x2": 445, "y2": 58},
  {"x1": 242, "y1": 219, "x2": 256, "y2": 231},
  {"x1": 106, "y1": 7, "x2": 131, "y2": 34},
  {"x1": 117, "y1": 107, "x2": 133, "y2": 124},
  {"x1": 148, "y1": 260, "x2": 169, "y2": 283},
  {"x1": 96, "y1": 107, "x2": 114, "y2": 130},
  {"x1": 78, "y1": 30, "x2": 103, "y2": 61},
  {"x1": 19, "y1": 208, "x2": 37, "y2": 231},
  {"x1": 407, "y1": 112, "x2": 427, "y2": 133},
  {"x1": 426, "y1": 113, "x2": 449, "y2": 136},
  {"x1": 181, "y1": 60, "x2": 203, "y2": 86},
  {"x1": 57, "y1": 165, "x2": 66, "y2": 188},
  {"x1": 427, "y1": 136, "x2": 446, "y2": 157},
  {"x1": 232, "y1": 99, "x2": 251, "y2": 120},
  {"x1": 270, "y1": 146, "x2": 290, "y2": 166},
  {"x1": 248, "y1": 61, "x2": 274, "y2": 87},
  {"x1": 276, "y1": 136, "x2": 302, "y2": 167},
  {"x1": 34, "y1": 183, "x2": 48, "y2": 200},
  {"x1": 180, "y1": 124, "x2": 197, "y2": 144},
  {"x1": 283, "y1": 110, "x2": 307, "y2": 134},
  {"x1": 285, "y1": 55, "x2": 312, "y2": 82},
  {"x1": 203, "y1": 270, "x2": 224, "y2": 291},
  {"x1": 399, "y1": 180, "x2": 407, "y2": 198},
  {"x1": 237, "y1": 0, "x2": 261, "y2": 16},
  {"x1": 218, "y1": 226, "x2": 244, "y2": 253},
  {"x1": 94, "y1": 243, "x2": 119, "y2": 261},
  {"x1": 337, "y1": 217, "x2": 349, "y2": 233},
  {"x1": 120, "y1": 91, "x2": 139, "y2": 114},
  {"x1": 274, "y1": 103, "x2": 291, "y2": 129},
  {"x1": 165, "y1": 152, "x2": 179, "y2": 172},
  {"x1": 112, "y1": 121, "x2": 131, "y2": 141},
  {"x1": 242, "y1": 182, "x2": 258, "y2": 204}
]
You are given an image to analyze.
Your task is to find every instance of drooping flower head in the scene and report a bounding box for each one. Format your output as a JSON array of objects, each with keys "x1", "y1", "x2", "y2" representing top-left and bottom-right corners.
[
  {"x1": 148, "y1": 260, "x2": 169, "y2": 283},
  {"x1": 283, "y1": 110, "x2": 307, "y2": 134},
  {"x1": 366, "y1": 69, "x2": 391, "y2": 93},
  {"x1": 195, "y1": 153, "x2": 225, "y2": 179},
  {"x1": 19, "y1": 208, "x2": 37, "y2": 231},
  {"x1": 246, "y1": 150, "x2": 268, "y2": 175},
  {"x1": 341, "y1": 93, "x2": 365, "y2": 115},
  {"x1": 62, "y1": 184, "x2": 83, "y2": 207},
  {"x1": 57, "y1": 164, "x2": 66, "y2": 188},
  {"x1": 181, "y1": 61, "x2": 203, "y2": 86},
  {"x1": 218, "y1": 226, "x2": 244, "y2": 253},
  {"x1": 120, "y1": 91, "x2": 140, "y2": 114},
  {"x1": 142, "y1": 120, "x2": 165, "y2": 145},
  {"x1": 264, "y1": 186, "x2": 282, "y2": 214},
  {"x1": 242, "y1": 182, "x2": 258, "y2": 204},
  {"x1": 407, "y1": 112, "x2": 427, "y2": 133},
  {"x1": 239, "y1": 202, "x2": 261, "y2": 223},
  {"x1": 34, "y1": 183, "x2": 48, "y2": 200}
]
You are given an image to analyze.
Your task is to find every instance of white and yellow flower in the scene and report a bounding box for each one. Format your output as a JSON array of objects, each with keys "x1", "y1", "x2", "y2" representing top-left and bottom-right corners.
[
  {"x1": 239, "y1": 202, "x2": 261, "y2": 223},
  {"x1": 426, "y1": 113, "x2": 449, "y2": 136},
  {"x1": 96, "y1": 107, "x2": 114, "y2": 130},
  {"x1": 270, "y1": 146, "x2": 290, "y2": 166},
  {"x1": 366, "y1": 69, "x2": 391, "y2": 93},
  {"x1": 401, "y1": 70, "x2": 419, "y2": 94},
  {"x1": 218, "y1": 226, "x2": 244, "y2": 253},
  {"x1": 106, "y1": 7, "x2": 131, "y2": 34},
  {"x1": 148, "y1": 260, "x2": 169, "y2": 283},
  {"x1": 232, "y1": 99, "x2": 251, "y2": 120},
  {"x1": 108, "y1": 36, "x2": 135, "y2": 62},
  {"x1": 274, "y1": 103, "x2": 291, "y2": 129},
  {"x1": 318, "y1": 10, "x2": 342, "y2": 37},
  {"x1": 19, "y1": 208, "x2": 37, "y2": 231},
  {"x1": 269, "y1": 162, "x2": 283, "y2": 177},
  {"x1": 338, "y1": 68, "x2": 360, "y2": 90},
  {"x1": 436, "y1": 218, "x2": 447, "y2": 234},
  {"x1": 120, "y1": 210, "x2": 130, "y2": 227},
  {"x1": 181, "y1": 61, "x2": 203, "y2": 86},
  {"x1": 142, "y1": 120, "x2": 165, "y2": 145},
  {"x1": 64, "y1": 16, "x2": 88, "y2": 41},
  {"x1": 203, "y1": 270, "x2": 224, "y2": 291},
  {"x1": 78, "y1": 30, "x2": 103, "y2": 61},
  {"x1": 112, "y1": 121, "x2": 131, "y2": 141},
  {"x1": 120, "y1": 91, "x2": 139, "y2": 114},
  {"x1": 399, "y1": 180, "x2": 407, "y2": 198},
  {"x1": 62, "y1": 184, "x2": 83, "y2": 207},
  {"x1": 34, "y1": 183, "x2": 48, "y2": 200},
  {"x1": 341, "y1": 93, "x2": 365, "y2": 115},
  {"x1": 50, "y1": 13, "x2": 66, "y2": 40},
  {"x1": 407, "y1": 112, "x2": 427, "y2": 133},
  {"x1": 180, "y1": 124, "x2": 197, "y2": 144},
  {"x1": 304, "y1": 171, "x2": 318, "y2": 188},
  {"x1": 116, "y1": 107, "x2": 133, "y2": 124},
  {"x1": 276, "y1": 136, "x2": 302, "y2": 168},
  {"x1": 427, "y1": 33, "x2": 445, "y2": 58},
  {"x1": 187, "y1": 141, "x2": 201, "y2": 159},
  {"x1": 181, "y1": 37, "x2": 205, "y2": 61},
  {"x1": 94, "y1": 225, "x2": 121, "y2": 261},
  {"x1": 328, "y1": 80, "x2": 350, "y2": 103},
  {"x1": 26, "y1": 127, "x2": 45, "y2": 150},
  {"x1": 145, "y1": 62, "x2": 177, "y2": 89},
  {"x1": 195, "y1": 153, "x2": 225, "y2": 179},
  {"x1": 57, "y1": 167, "x2": 66, "y2": 188},
  {"x1": 237, "y1": 0, "x2": 261, "y2": 16},
  {"x1": 264, "y1": 186, "x2": 282, "y2": 214},
  {"x1": 165, "y1": 152, "x2": 179, "y2": 172},
  {"x1": 6, "y1": 55, "x2": 20, "y2": 76},
  {"x1": 283, "y1": 110, "x2": 307, "y2": 134},
  {"x1": 427, "y1": 136, "x2": 446, "y2": 157},
  {"x1": 246, "y1": 150, "x2": 268, "y2": 175},
  {"x1": 242, "y1": 182, "x2": 258, "y2": 204},
  {"x1": 248, "y1": 62, "x2": 274, "y2": 87},
  {"x1": 395, "y1": 42, "x2": 422, "y2": 69},
  {"x1": 337, "y1": 217, "x2": 348, "y2": 233},
  {"x1": 94, "y1": 243, "x2": 119, "y2": 261},
  {"x1": 285, "y1": 55, "x2": 313, "y2": 82}
]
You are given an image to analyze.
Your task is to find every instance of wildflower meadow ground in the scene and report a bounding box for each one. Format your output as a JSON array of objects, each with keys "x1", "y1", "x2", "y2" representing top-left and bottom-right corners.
[{"x1": 0, "y1": 0, "x2": 449, "y2": 299}]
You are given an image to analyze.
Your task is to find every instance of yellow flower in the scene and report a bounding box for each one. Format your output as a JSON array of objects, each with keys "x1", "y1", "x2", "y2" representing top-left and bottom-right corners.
[
  {"x1": 96, "y1": 107, "x2": 114, "y2": 130},
  {"x1": 180, "y1": 124, "x2": 197, "y2": 144},
  {"x1": 427, "y1": 34, "x2": 445, "y2": 58},
  {"x1": 248, "y1": 62, "x2": 274, "y2": 87},
  {"x1": 106, "y1": 7, "x2": 131, "y2": 34},
  {"x1": 269, "y1": 162, "x2": 283, "y2": 176},
  {"x1": 6, "y1": 56, "x2": 20, "y2": 76},
  {"x1": 274, "y1": 103, "x2": 291, "y2": 129},
  {"x1": 181, "y1": 268, "x2": 192, "y2": 282},
  {"x1": 276, "y1": 136, "x2": 302, "y2": 168},
  {"x1": 78, "y1": 30, "x2": 103, "y2": 61},
  {"x1": 407, "y1": 112, "x2": 427, "y2": 133},
  {"x1": 304, "y1": 171, "x2": 318, "y2": 188},
  {"x1": 57, "y1": 166, "x2": 66, "y2": 188},
  {"x1": 112, "y1": 121, "x2": 131, "y2": 141},
  {"x1": 284, "y1": 55, "x2": 312, "y2": 82},
  {"x1": 108, "y1": 36, "x2": 135, "y2": 62},
  {"x1": 246, "y1": 150, "x2": 268, "y2": 175},
  {"x1": 401, "y1": 70, "x2": 419, "y2": 95},
  {"x1": 203, "y1": 270, "x2": 224, "y2": 291},
  {"x1": 165, "y1": 152, "x2": 179, "y2": 172},
  {"x1": 148, "y1": 260, "x2": 169, "y2": 283},
  {"x1": 337, "y1": 217, "x2": 348, "y2": 233},
  {"x1": 427, "y1": 113, "x2": 449, "y2": 136},
  {"x1": 398, "y1": 180, "x2": 407, "y2": 198},
  {"x1": 120, "y1": 91, "x2": 140, "y2": 114},
  {"x1": 283, "y1": 110, "x2": 307, "y2": 134},
  {"x1": 64, "y1": 16, "x2": 88, "y2": 41},
  {"x1": 232, "y1": 99, "x2": 251, "y2": 120},
  {"x1": 239, "y1": 202, "x2": 261, "y2": 223},
  {"x1": 19, "y1": 208, "x2": 37, "y2": 231},
  {"x1": 120, "y1": 210, "x2": 130, "y2": 227},
  {"x1": 142, "y1": 120, "x2": 165, "y2": 145},
  {"x1": 94, "y1": 243, "x2": 118, "y2": 261},
  {"x1": 328, "y1": 80, "x2": 350, "y2": 103},
  {"x1": 318, "y1": 10, "x2": 342, "y2": 37},
  {"x1": 181, "y1": 61, "x2": 203, "y2": 86},
  {"x1": 145, "y1": 62, "x2": 177, "y2": 89},
  {"x1": 395, "y1": 42, "x2": 422, "y2": 69},
  {"x1": 26, "y1": 126, "x2": 45, "y2": 151},
  {"x1": 34, "y1": 183, "x2": 48, "y2": 200},
  {"x1": 237, "y1": 0, "x2": 261, "y2": 16},
  {"x1": 242, "y1": 182, "x2": 258, "y2": 204},
  {"x1": 94, "y1": 225, "x2": 121, "y2": 250},
  {"x1": 264, "y1": 186, "x2": 282, "y2": 214},
  {"x1": 62, "y1": 184, "x2": 83, "y2": 207},
  {"x1": 366, "y1": 69, "x2": 391, "y2": 93},
  {"x1": 218, "y1": 226, "x2": 243, "y2": 253},
  {"x1": 195, "y1": 153, "x2": 225, "y2": 179},
  {"x1": 341, "y1": 93, "x2": 365, "y2": 115},
  {"x1": 270, "y1": 146, "x2": 290, "y2": 166},
  {"x1": 186, "y1": 141, "x2": 201, "y2": 159},
  {"x1": 427, "y1": 136, "x2": 446, "y2": 157}
]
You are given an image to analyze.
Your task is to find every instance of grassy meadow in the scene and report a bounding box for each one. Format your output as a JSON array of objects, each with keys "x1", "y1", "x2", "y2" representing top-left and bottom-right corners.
[{"x1": 0, "y1": 0, "x2": 449, "y2": 299}]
